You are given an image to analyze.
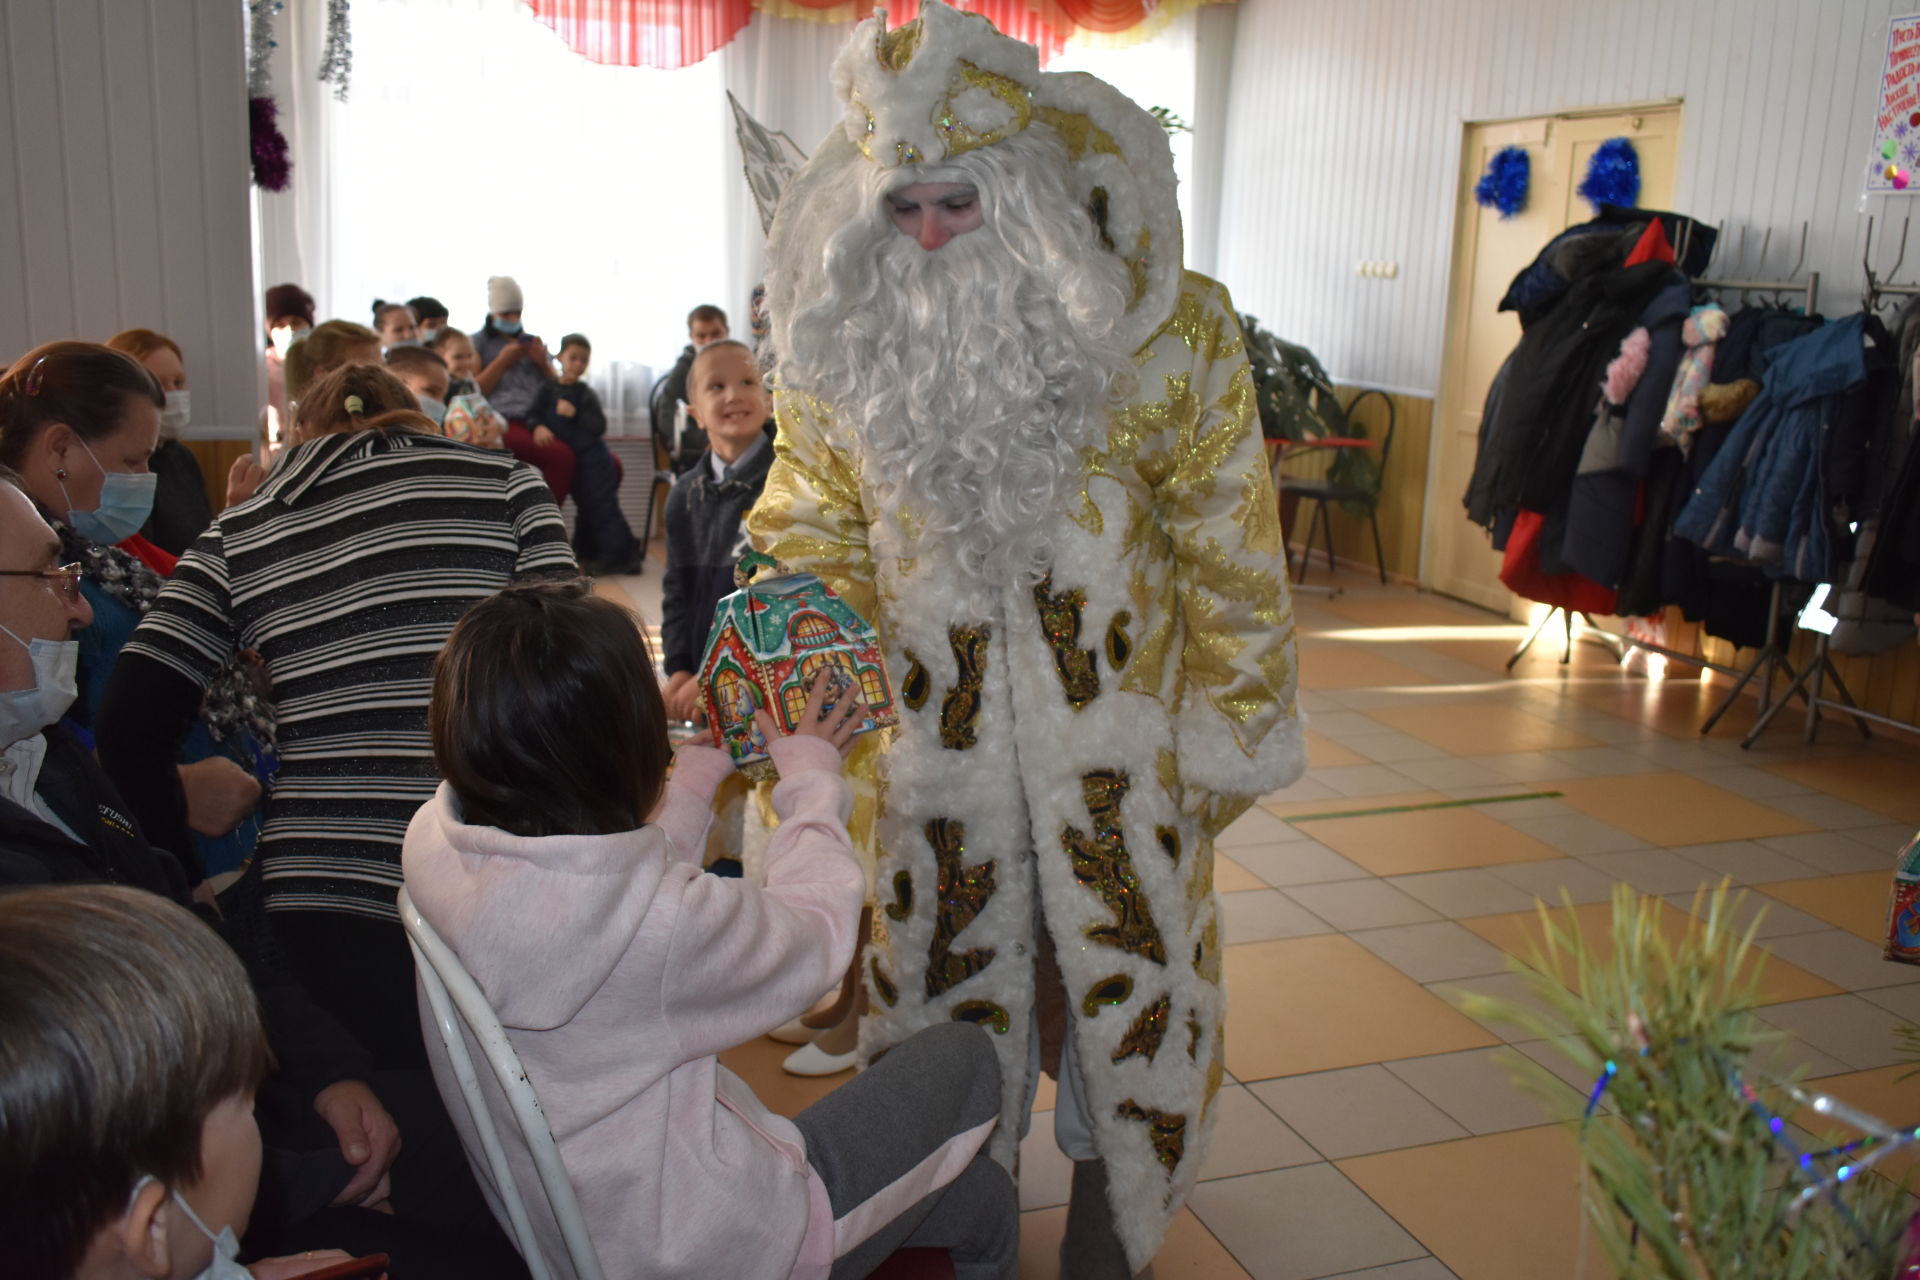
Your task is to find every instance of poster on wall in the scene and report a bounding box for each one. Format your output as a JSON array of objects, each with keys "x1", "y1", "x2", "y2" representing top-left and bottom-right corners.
[{"x1": 1869, "y1": 12, "x2": 1920, "y2": 195}]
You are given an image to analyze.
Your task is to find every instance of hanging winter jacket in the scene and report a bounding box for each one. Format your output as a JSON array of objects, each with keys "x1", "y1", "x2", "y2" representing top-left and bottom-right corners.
[
  {"x1": 1674, "y1": 313, "x2": 1872, "y2": 583},
  {"x1": 1562, "y1": 274, "x2": 1694, "y2": 587},
  {"x1": 1660, "y1": 304, "x2": 1729, "y2": 452}
]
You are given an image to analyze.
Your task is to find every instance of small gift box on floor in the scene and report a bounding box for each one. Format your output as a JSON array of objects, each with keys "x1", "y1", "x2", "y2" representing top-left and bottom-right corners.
[
  {"x1": 1883, "y1": 829, "x2": 1920, "y2": 963},
  {"x1": 699, "y1": 551, "x2": 896, "y2": 780}
]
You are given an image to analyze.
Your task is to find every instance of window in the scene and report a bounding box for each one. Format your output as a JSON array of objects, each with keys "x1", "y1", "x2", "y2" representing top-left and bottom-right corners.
[
  {"x1": 859, "y1": 665, "x2": 886, "y2": 706},
  {"x1": 782, "y1": 679, "x2": 809, "y2": 725}
]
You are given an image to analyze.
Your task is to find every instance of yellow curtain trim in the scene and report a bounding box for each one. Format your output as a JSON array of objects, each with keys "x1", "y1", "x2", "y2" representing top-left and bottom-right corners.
[{"x1": 744, "y1": 0, "x2": 1237, "y2": 51}]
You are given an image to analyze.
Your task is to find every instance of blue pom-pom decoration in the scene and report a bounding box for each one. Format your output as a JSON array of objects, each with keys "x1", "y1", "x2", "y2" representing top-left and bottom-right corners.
[
  {"x1": 1474, "y1": 146, "x2": 1530, "y2": 218},
  {"x1": 1578, "y1": 137, "x2": 1641, "y2": 210}
]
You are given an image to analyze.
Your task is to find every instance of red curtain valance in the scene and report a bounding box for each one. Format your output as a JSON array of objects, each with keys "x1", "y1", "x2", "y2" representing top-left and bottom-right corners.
[{"x1": 525, "y1": 0, "x2": 1228, "y2": 70}]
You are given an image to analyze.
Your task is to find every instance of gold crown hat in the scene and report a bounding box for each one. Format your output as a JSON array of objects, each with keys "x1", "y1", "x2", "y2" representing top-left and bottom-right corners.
[{"x1": 768, "y1": 1, "x2": 1185, "y2": 357}]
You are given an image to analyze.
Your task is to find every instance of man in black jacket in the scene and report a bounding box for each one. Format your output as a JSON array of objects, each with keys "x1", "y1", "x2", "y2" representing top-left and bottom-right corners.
[
  {"x1": 0, "y1": 472, "x2": 521, "y2": 1277},
  {"x1": 649, "y1": 303, "x2": 731, "y2": 476}
]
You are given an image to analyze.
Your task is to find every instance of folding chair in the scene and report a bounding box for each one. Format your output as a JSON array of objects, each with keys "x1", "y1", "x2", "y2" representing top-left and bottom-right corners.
[{"x1": 398, "y1": 887, "x2": 606, "y2": 1280}]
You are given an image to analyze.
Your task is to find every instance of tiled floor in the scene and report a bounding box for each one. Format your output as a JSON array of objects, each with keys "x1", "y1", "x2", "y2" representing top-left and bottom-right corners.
[{"x1": 611, "y1": 557, "x2": 1920, "y2": 1279}]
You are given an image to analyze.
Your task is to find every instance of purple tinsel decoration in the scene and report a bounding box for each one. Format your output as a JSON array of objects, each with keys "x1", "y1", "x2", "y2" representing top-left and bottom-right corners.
[
  {"x1": 250, "y1": 95, "x2": 291, "y2": 192},
  {"x1": 1474, "y1": 145, "x2": 1530, "y2": 218},
  {"x1": 1578, "y1": 136, "x2": 1641, "y2": 211}
]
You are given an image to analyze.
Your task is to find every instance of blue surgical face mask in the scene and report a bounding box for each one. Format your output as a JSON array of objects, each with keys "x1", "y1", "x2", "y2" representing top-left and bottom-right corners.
[
  {"x1": 62, "y1": 437, "x2": 157, "y2": 546},
  {"x1": 387, "y1": 338, "x2": 422, "y2": 350},
  {"x1": 127, "y1": 1176, "x2": 251, "y2": 1280},
  {"x1": 420, "y1": 326, "x2": 443, "y2": 346},
  {"x1": 0, "y1": 624, "x2": 78, "y2": 747},
  {"x1": 417, "y1": 395, "x2": 448, "y2": 426},
  {"x1": 494, "y1": 318, "x2": 522, "y2": 336}
]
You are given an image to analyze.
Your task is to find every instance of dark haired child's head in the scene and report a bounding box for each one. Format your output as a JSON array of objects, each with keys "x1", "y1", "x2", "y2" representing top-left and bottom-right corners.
[
  {"x1": 408, "y1": 296, "x2": 450, "y2": 342},
  {"x1": 385, "y1": 345, "x2": 452, "y2": 408},
  {"x1": 428, "y1": 328, "x2": 479, "y2": 382},
  {"x1": 0, "y1": 884, "x2": 270, "y2": 1280},
  {"x1": 687, "y1": 305, "x2": 729, "y2": 349},
  {"x1": 292, "y1": 364, "x2": 437, "y2": 444},
  {"x1": 557, "y1": 334, "x2": 591, "y2": 385},
  {"x1": 371, "y1": 300, "x2": 419, "y2": 349},
  {"x1": 432, "y1": 581, "x2": 670, "y2": 838},
  {"x1": 686, "y1": 340, "x2": 770, "y2": 466}
]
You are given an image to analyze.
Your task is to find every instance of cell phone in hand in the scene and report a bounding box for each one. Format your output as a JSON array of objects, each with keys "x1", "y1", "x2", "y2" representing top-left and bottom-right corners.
[
  {"x1": 291, "y1": 1255, "x2": 390, "y2": 1280},
  {"x1": 516, "y1": 333, "x2": 534, "y2": 345}
]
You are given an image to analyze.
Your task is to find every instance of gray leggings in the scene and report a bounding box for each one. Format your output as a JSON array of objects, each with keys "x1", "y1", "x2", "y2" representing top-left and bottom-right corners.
[{"x1": 793, "y1": 1022, "x2": 1018, "y2": 1280}]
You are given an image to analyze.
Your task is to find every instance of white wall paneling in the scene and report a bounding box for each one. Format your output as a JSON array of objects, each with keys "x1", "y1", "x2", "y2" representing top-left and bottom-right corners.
[
  {"x1": 1214, "y1": 0, "x2": 1905, "y2": 396},
  {"x1": 2, "y1": 0, "x2": 259, "y2": 439}
]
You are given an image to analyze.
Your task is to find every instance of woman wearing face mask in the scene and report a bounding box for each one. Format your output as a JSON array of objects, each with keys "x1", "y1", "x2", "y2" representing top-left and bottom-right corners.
[
  {"x1": 106, "y1": 328, "x2": 216, "y2": 557},
  {"x1": 0, "y1": 343, "x2": 275, "y2": 898},
  {"x1": 471, "y1": 275, "x2": 574, "y2": 505},
  {"x1": 263, "y1": 283, "x2": 316, "y2": 443}
]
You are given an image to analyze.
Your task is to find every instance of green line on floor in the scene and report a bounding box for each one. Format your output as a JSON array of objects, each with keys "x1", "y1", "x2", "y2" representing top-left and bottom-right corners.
[{"x1": 1283, "y1": 790, "x2": 1564, "y2": 824}]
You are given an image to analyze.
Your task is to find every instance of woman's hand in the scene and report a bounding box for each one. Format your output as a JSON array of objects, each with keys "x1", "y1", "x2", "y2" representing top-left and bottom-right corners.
[
  {"x1": 663, "y1": 672, "x2": 703, "y2": 723},
  {"x1": 755, "y1": 669, "x2": 866, "y2": 757},
  {"x1": 532, "y1": 425, "x2": 558, "y2": 450},
  {"x1": 227, "y1": 453, "x2": 267, "y2": 508},
  {"x1": 179, "y1": 757, "x2": 263, "y2": 837}
]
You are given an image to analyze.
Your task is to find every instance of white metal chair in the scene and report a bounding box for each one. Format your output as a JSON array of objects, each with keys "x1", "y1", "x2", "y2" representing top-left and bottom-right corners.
[{"x1": 397, "y1": 887, "x2": 606, "y2": 1280}]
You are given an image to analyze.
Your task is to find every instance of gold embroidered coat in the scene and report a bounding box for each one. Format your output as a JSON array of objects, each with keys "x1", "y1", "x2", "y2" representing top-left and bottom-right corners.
[{"x1": 749, "y1": 270, "x2": 1306, "y2": 1268}]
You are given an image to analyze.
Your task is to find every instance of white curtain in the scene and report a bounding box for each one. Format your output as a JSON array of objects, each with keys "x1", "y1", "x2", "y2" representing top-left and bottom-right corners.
[{"x1": 263, "y1": 0, "x2": 1208, "y2": 389}]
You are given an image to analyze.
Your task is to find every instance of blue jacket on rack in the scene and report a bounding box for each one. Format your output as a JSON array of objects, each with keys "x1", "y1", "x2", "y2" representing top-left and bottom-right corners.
[{"x1": 1673, "y1": 314, "x2": 1865, "y2": 583}]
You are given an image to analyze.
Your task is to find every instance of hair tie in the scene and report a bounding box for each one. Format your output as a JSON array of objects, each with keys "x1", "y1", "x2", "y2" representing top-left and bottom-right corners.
[
  {"x1": 344, "y1": 395, "x2": 364, "y2": 415},
  {"x1": 22, "y1": 356, "x2": 48, "y2": 396}
]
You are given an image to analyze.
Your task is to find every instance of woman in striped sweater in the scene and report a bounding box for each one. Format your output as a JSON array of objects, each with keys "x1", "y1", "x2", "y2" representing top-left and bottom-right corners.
[{"x1": 97, "y1": 363, "x2": 578, "y2": 1069}]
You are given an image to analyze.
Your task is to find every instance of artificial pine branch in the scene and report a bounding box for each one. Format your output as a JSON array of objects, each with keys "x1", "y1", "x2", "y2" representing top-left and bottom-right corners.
[{"x1": 1461, "y1": 882, "x2": 1916, "y2": 1279}]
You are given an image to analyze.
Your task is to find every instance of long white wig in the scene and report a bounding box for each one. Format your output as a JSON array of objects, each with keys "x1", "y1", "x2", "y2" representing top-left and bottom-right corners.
[{"x1": 775, "y1": 125, "x2": 1139, "y2": 605}]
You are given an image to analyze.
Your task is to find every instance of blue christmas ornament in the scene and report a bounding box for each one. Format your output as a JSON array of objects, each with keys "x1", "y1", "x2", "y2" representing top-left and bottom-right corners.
[
  {"x1": 1474, "y1": 146, "x2": 1530, "y2": 219},
  {"x1": 1578, "y1": 137, "x2": 1641, "y2": 211}
]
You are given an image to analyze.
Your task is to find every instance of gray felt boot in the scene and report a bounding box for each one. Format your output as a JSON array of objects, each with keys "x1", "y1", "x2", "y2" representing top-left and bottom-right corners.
[{"x1": 1060, "y1": 1159, "x2": 1135, "y2": 1279}]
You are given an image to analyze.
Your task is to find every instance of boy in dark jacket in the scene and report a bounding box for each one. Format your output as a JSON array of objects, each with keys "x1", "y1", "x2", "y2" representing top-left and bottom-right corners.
[
  {"x1": 661, "y1": 340, "x2": 775, "y2": 723},
  {"x1": 527, "y1": 333, "x2": 642, "y2": 574}
]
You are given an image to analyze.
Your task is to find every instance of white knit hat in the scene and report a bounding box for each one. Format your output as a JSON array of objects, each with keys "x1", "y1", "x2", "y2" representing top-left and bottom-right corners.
[{"x1": 487, "y1": 275, "x2": 524, "y2": 314}]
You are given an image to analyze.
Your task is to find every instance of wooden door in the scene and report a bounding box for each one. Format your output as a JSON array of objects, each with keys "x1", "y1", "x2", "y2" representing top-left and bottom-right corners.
[{"x1": 1424, "y1": 107, "x2": 1682, "y2": 612}]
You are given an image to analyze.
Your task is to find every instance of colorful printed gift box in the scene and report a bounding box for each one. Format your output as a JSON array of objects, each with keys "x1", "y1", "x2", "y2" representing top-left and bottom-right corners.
[
  {"x1": 700, "y1": 551, "x2": 897, "y2": 780},
  {"x1": 1883, "y1": 829, "x2": 1920, "y2": 964}
]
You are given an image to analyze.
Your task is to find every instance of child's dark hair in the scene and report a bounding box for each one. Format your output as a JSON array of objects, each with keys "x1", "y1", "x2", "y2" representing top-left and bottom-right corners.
[
  {"x1": 264, "y1": 282, "x2": 316, "y2": 327},
  {"x1": 424, "y1": 327, "x2": 469, "y2": 353},
  {"x1": 558, "y1": 333, "x2": 590, "y2": 355},
  {"x1": 293, "y1": 364, "x2": 437, "y2": 441},
  {"x1": 371, "y1": 299, "x2": 416, "y2": 330},
  {"x1": 0, "y1": 341, "x2": 164, "y2": 471},
  {"x1": 0, "y1": 884, "x2": 270, "y2": 1280},
  {"x1": 431, "y1": 581, "x2": 669, "y2": 839},
  {"x1": 407, "y1": 295, "x2": 450, "y2": 325},
  {"x1": 687, "y1": 304, "x2": 727, "y2": 329},
  {"x1": 385, "y1": 345, "x2": 450, "y2": 378}
]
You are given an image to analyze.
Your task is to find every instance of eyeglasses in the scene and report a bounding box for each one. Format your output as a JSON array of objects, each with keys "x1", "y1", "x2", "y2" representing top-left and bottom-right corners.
[{"x1": 0, "y1": 563, "x2": 84, "y2": 601}]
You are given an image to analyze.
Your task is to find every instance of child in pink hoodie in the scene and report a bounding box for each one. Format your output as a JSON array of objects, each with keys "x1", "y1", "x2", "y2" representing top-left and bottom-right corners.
[{"x1": 403, "y1": 582, "x2": 1014, "y2": 1280}]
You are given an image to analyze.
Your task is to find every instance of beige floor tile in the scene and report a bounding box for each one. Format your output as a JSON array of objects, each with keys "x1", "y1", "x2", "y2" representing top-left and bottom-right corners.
[
  {"x1": 1459, "y1": 899, "x2": 1842, "y2": 1007},
  {"x1": 1576, "y1": 848, "x2": 1725, "y2": 897},
  {"x1": 1388, "y1": 869, "x2": 1542, "y2": 919},
  {"x1": 1220, "y1": 889, "x2": 1337, "y2": 944},
  {"x1": 1658, "y1": 888, "x2": 1832, "y2": 940},
  {"x1": 1764, "y1": 792, "x2": 1911, "y2": 831},
  {"x1": 1759, "y1": 872, "x2": 1889, "y2": 943},
  {"x1": 1384, "y1": 1046, "x2": 1586, "y2": 1134},
  {"x1": 1216, "y1": 854, "x2": 1266, "y2": 893},
  {"x1": 1300, "y1": 647, "x2": 1441, "y2": 691},
  {"x1": 1671, "y1": 839, "x2": 1829, "y2": 884},
  {"x1": 1250, "y1": 1065, "x2": 1469, "y2": 1159},
  {"x1": 1189, "y1": 1165, "x2": 1427, "y2": 1280},
  {"x1": 1687, "y1": 763, "x2": 1817, "y2": 800},
  {"x1": 1757, "y1": 995, "x2": 1911, "y2": 1071},
  {"x1": 1220, "y1": 807, "x2": 1305, "y2": 848},
  {"x1": 1338, "y1": 731, "x2": 1452, "y2": 764},
  {"x1": 1485, "y1": 858, "x2": 1626, "y2": 907},
  {"x1": 1308, "y1": 730, "x2": 1371, "y2": 769},
  {"x1": 1259, "y1": 790, "x2": 1449, "y2": 822},
  {"x1": 1348, "y1": 921, "x2": 1515, "y2": 984},
  {"x1": 1223, "y1": 936, "x2": 1500, "y2": 1082},
  {"x1": 1502, "y1": 812, "x2": 1649, "y2": 855},
  {"x1": 1016, "y1": 1205, "x2": 1252, "y2": 1280},
  {"x1": 1016, "y1": 1111, "x2": 1074, "y2": 1209},
  {"x1": 1031, "y1": 1072, "x2": 1056, "y2": 1112},
  {"x1": 1229, "y1": 840, "x2": 1373, "y2": 888},
  {"x1": 1430, "y1": 972, "x2": 1570, "y2": 1043},
  {"x1": 1760, "y1": 929, "x2": 1920, "y2": 992},
  {"x1": 1196, "y1": 1084, "x2": 1320, "y2": 1179},
  {"x1": 1758, "y1": 831, "x2": 1900, "y2": 876},
  {"x1": 1300, "y1": 807, "x2": 1564, "y2": 877},
  {"x1": 1363, "y1": 702, "x2": 1600, "y2": 756},
  {"x1": 1318, "y1": 1260, "x2": 1458, "y2": 1280},
  {"x1": 1796, "y1": 1065, "x2": 1920, "y2": 1186},
  {"x1": 1390, "y1": 756, "x2": 1516, "y2": 791},
  {"x1": 1324, "y1": 597, "x2": 1499, "y2": 629},
  {"x1": 1338, "y1": 1126, "x2": 1611, "y2": 1280},
  {"x1": 1314, "y1": 764, "x2": 1429, "y2": 798},
  {"x1": 1551, "y1": 772, "x2": 1818, "y2": 846},
  {"x1": 1763, "y1": 755, "x2": 1920, "y2": 824},
  {"x1": 1283, "y1": 880, "x2": 1441, "y2": 931}
]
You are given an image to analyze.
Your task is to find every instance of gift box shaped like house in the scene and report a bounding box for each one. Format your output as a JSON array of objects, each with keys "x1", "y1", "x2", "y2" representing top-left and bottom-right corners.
[{"x1": 700, "y1": 551, "x2": 897, "y2": 779}]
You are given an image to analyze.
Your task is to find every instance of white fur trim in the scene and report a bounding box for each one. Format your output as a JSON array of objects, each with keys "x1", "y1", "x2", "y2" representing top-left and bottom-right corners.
[{"x1": 1174, "y1": 697, "x2": 1309, "y2": 804}]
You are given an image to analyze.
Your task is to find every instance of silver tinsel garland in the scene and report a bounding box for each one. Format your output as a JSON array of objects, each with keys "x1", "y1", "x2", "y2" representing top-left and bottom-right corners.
[
  {"x1": 247, "y1": 0, "x2": 282, "y2": 97},
  {"x1": 318, "y1": 0, "x2": 353, "y2": 103}
]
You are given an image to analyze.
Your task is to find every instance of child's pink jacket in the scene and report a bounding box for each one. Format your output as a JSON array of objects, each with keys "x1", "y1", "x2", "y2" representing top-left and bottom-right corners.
[{"x1": 401, "y1": 737, "x2": 863, "y2": 1279}]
